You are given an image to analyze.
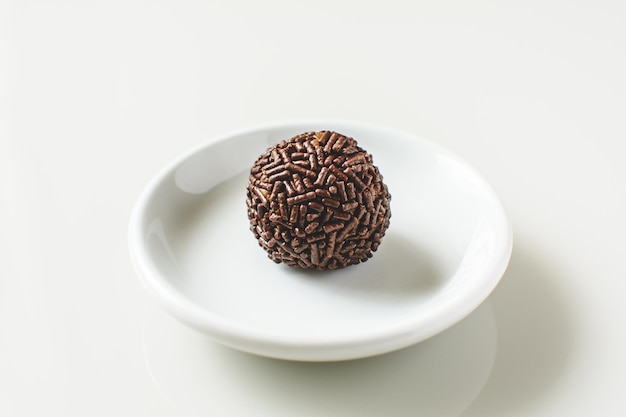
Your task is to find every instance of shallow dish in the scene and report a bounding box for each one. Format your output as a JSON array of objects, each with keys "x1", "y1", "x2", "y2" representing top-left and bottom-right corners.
[{"x1": 129, "y1": 120, "x2": 512, "y2": 361}]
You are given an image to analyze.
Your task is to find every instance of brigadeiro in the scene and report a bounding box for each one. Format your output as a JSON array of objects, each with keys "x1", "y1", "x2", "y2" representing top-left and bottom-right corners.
[{"x1": 246, "y1": 131, "x2": 391, "y2": 270}]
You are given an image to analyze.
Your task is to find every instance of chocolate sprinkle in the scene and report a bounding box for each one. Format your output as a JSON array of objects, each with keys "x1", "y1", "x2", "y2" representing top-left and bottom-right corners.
[{"x1": 246, "y1": 131, "x2": 391, "y2": 270}]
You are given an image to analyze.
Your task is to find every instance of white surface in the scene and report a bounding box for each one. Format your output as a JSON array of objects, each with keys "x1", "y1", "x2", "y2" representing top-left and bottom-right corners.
[
  {"x1": 129, "y1": 121, "x2": 512, "y2": 361},
  {"x1": 1, "y1": 0, "x2": 625, "y2": 415}
]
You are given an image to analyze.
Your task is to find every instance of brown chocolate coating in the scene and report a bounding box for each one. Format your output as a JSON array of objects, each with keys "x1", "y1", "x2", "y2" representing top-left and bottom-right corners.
[{"x1": 246, "y1": 131, "x2": 391, "y2": 270}]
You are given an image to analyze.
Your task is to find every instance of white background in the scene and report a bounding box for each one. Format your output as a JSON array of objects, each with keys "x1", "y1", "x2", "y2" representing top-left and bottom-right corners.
[{"x1": 1, "y1": 0, "x2": 625, "y2": 416}]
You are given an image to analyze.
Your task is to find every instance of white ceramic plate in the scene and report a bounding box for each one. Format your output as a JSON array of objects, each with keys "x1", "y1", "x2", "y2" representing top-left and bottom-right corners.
[{"x1": 129, "y1": 120, "x2": 512, "y2": 361}]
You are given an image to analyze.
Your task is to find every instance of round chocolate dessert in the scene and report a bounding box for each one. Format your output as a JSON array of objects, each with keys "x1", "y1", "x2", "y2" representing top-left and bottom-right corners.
[{"x1": 246, "y1": 131, "x2": 391, "y2": 270}]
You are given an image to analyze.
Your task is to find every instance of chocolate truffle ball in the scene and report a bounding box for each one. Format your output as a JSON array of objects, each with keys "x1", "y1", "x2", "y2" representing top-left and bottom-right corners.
[{"x1": 246, "y1": 131, "x2": 391, "y2": 270}]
